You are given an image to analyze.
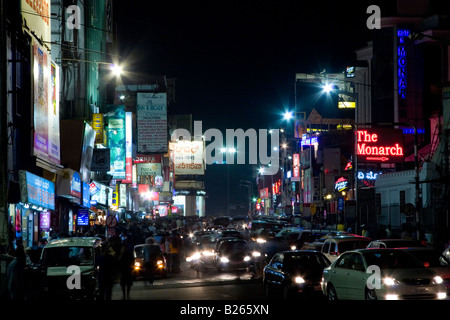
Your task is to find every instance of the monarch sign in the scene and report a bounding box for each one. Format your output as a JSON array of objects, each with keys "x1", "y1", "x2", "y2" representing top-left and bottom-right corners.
[{"x1": 356, "y1": 129, "x2": 404, "y2": 163}]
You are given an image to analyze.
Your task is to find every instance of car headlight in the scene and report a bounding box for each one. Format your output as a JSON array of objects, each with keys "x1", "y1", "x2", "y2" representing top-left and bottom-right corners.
[
  {"x1": 134, "y1": 261, "x2": 141, "y2": 267},
  {"x1": 295, "y1": 276, "x2": 305, "y2": 284},
  {"x1": 220, "y1": 257, "x2": 229, "y2": 263},
  {"x1": 157, "y1": 260, "x2": 164, "y2": 268},
  {"x1": 256, "y1": 238, "x2": 266, "y2": 243},
  {"x1": 433, "y1": 276, "x2": 444, "y2": 285},
  {"x1": 252, "y1": 251, "x2": 261, "y2": 257},
  {"x1": 244, "y1": 256, "x2": 251, "y2": 262},
  {"x1": 290, "y1": 245, "x2": 297, "y2": 250},
  {"x1": 186, "y1": 252, "x2": 201, "y2": 262},
  {"x1": 383, "y1": 277, "x2": 400, "y2": 286},
  {"x1": 202, "y1": 250, "x2": 215, "y2": 256}
]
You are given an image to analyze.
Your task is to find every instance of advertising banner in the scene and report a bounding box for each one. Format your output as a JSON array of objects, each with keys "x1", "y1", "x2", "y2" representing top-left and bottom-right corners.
[
  {"x1": 136, "y1": 92, "x2": 168, "y2": 153},
  {"x1": 103, "y1": 105, "x2": 126, "y2": 179},
  {"x1": 122, "y1": 112, "x2": 133, "y2": 183},
  {"x1": 170, "y1": 141, "x2": 205, "y2": 175},
  {"x1": 80, "y1": 122, "x2": 96, "y2": 182},
  {"x1": 292, "y1": 153, "x2": 300, "y2": 181},
  {"x1": 48, "y1": 61, "x2": 61, "y2": 164},
  {"x1": 33, "y1": 42, "x2": 49, "y2": 160},
  {"x1": 92, "y1": 113, "x2": 104, "y2": 144},
  {"x1": 356, "y1": 129, "x2": 404, "y2": 163}
]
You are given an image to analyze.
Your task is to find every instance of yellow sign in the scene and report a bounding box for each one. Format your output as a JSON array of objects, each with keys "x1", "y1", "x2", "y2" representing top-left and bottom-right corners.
[{"x1": 310, "y1": 204, "x2": 317, "y2": 215}]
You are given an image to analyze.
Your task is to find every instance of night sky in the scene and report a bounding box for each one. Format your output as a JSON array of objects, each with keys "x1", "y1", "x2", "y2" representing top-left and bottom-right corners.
[{"x1": 115, "y1": 0, "x2": 394, "y2": 216}]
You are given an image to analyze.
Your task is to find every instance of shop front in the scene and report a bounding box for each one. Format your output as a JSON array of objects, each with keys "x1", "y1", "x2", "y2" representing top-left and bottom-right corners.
[{"x1": 15, "y1": 170, "x2": 56, "y2": 247}]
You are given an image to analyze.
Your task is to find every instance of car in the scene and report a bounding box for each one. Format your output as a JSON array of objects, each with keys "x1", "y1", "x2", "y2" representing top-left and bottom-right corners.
[
  {"x1": 367, "y1": 239, "x2": 425, "y2": 249},
  {"x1": 217, "y1": 228, "x2": 244, "y2": 239},
  {"x1": 186, "y1": 234, "x2": 218, "y2": 272},
  {"x1": 321, "y1": 248, "x2": 447, "y2": 300},
  {"x1": 132, "y1": 244, "x2": 167, "y2": 280},
  {"x1": 40, "y1": 237, "x2": 103, "y2": 300},
  {"x1": 263, "y1": 250, "x2": 331, "y2": 299},
  {"x1": 400, "y1": 247, "x2": 450, "y2": 294},
  {"x1": 214, "y1": 238, "x2": 253, "y2": 272},
  {"x1": 444, "y1": 246, "x2": 450, "y2": 261},
  {"x1": 321, "y1": 236, "x2": 372, "y2": 262}
]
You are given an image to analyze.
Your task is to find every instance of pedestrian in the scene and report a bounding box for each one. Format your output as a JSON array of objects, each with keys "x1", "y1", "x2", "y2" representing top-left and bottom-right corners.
[
  {"x1": 118, "y1": 239, "x2": 134, "y2": 300},
  {"x1": 6, "y1": 244, "x2": 27, "y2": 300},
  {"x1": 96, "y1": 241, "x2": 116, "y2": 300}
]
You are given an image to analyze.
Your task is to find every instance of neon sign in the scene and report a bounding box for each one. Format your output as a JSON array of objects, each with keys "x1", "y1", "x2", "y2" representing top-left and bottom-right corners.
[
  {"x1": 397, "y1": 29, "x2": 409, "y2": 99},
  {"x1": 357, "y1": 129, "x2": 404, "y2": 163},
  {"x1": 357, "y1": 171, "x2": 382, "y2": 180}
]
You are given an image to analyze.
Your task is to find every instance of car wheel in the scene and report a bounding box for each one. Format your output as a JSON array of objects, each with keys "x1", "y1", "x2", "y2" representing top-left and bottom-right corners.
[
  {"x1": 365, "y1": 288, "x2": 377, "y2": 300},
  {"x1": 327, "y1": 284, "x2": 338, "y2": 301}
]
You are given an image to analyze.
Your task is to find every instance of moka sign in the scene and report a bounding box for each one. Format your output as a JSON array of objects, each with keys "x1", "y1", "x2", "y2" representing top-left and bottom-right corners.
[{"x1": 357, "y1": 129, "x2": 404, "y2": 163}]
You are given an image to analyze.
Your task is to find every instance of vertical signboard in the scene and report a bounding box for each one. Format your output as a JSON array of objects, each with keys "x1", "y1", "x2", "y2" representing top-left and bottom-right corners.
[
  {"x1": 122, "y1": 112, "x2": 133, "y2": 183},
  {"x1": 33, "y1": 45, "x2": 61, "y2": 165},
  {"x1": 80, "y1": 122, "x2": 96, "y2": 183},
  {"x1": 292, "y1": 153, "x2": 300, "y2": 182},
  {"x1": 92, "y1": 113, "x2": 104, "y2": 144},
  {"x1": 48, "y1": 61, "x2": 61, "y2": 164},
  {"x1": 104, "y1": 105, "x2": 126, "y2": 179},
  {"x1": 136, "y1": 92, "x2": 168, "y2": 153},
  {"x1": 33, "y1": 42, "x2": 49, "y2": 161}
]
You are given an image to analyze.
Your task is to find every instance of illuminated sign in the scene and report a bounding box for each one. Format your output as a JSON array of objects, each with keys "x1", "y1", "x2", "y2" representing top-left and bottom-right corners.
[
  {"x1": 397, "y1": 29, "x2": 410, "y2": 99},
  {"x1": 292, "y1": 153, "x2": 300, "y2": 181},
  {"x1": 335, "y1": 177, "x2": 348, "y2": 192},
  {"x1": 300, "y1": 136, "x2": 319, "y2": 146},
  {"x1": 346, "y1": 66, "x2": 355, "y2": 78},
  {"x1": 358, "y1": 171, "x2": 382, "y2": 180},
  {"x1": 356, "y1": 129, "x2": 404, "y2": 163},
  {"x1": 338, "y1": 101, "x2": 356, "y2": 109}
]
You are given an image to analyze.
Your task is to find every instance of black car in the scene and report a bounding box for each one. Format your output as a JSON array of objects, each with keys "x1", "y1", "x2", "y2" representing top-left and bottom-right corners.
[
  {"x1": 263, "y1": 250, "x2": 331, "y2": 299},
  {"x1": 214, "y1": 239, "x2": 253, "y2": 272}
]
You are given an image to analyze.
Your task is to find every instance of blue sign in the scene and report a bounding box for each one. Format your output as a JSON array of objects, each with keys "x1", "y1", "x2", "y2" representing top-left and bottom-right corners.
[
  {"x1": 397, "y1": 29, "x2": 409, "y2": 99},
  {"x1": 77, "y1": 210, "x2": 89, "y2": 226},
  {"x1": 82, "y1": 182, "x2": 90, "y2": 208},
  {"x1": 337, "y1": 197, "x2": 344, "y2": 212},
  {"x1": 20, "y1": 171, "x2": 55, "y2": 210}
]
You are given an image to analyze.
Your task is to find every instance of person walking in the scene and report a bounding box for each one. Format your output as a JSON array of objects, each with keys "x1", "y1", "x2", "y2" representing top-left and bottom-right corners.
[
  {"x1": 118, "y1": 239, "x2": 134, "y2": 300},
  {"x1": 96, "y1": 241, "x2": 116, "y2": 300},
  {"x1": 6, "y1": 244, "x2": 27, "y2": 300}
]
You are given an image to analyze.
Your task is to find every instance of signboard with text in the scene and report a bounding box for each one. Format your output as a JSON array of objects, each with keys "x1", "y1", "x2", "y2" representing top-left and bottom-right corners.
[{"x1": 356, "y1": 129, "x2": 404, "y2": 163}]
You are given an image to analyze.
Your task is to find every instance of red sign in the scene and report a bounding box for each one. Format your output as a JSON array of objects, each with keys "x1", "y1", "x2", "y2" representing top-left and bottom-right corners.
[
  {"x1": 134, "y1": 154, "x2": 162, "y2": 164},
  {"x1": 356, "y1": 129, "x2": 404, "y2": 163},
  {"x1": 259, "y1": 187, "x2": 269, "y2": 199}
]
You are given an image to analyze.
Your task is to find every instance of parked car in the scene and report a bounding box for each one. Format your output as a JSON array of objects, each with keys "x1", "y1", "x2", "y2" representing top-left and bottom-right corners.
[
  {"x1": 263, "y1": 250, "x2": 330, "y2": 299},
  {"x1": 214, "y1": 238, "x2": 253, "y2": 272},
  {"x1": 132, "y1": 244, "x2": 167, "y2": 281},
  {"x1": 401, "y1": 247, "x2": 450, "y2": 294},
  {"x1": 321, "y1": 248, "x2": 447, "y2": 300},
  {"x1": 321, "y1": 236, "x2": 371, "y2": 262},
  {"x1": 367, "y1": 239, "x2": 425, "y2": 249},
  {"x1": 40, "y1": 237, "x2": 103, "y2": 300}
]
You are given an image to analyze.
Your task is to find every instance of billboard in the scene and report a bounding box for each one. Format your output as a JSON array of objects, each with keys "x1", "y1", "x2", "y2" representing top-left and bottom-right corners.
[
  {"x1": 169, "y1": 141, "x2": 205, "y2": 175},
  {"x1": 21, "y1": 0, "x2": 51, "y2": 43},
  {"x1": 33, "y1": 42, "x2": 61, "y2": 165},
  {"x1": 136, "y1": 92, "x2": 168, "y2": 153}
]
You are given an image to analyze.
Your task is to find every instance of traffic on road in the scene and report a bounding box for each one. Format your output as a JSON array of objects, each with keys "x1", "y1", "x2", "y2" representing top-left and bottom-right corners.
[{"x1": 2, "y1": 214, "x2": 449, "y2": 301}]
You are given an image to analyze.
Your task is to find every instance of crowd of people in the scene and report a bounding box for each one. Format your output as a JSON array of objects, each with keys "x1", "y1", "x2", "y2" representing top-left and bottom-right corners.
[{"x1": 1, "y1": 215, "x2": 223, "y2": 301}]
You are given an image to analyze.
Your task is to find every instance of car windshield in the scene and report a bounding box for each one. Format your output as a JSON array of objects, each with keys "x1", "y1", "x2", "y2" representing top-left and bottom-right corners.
[
  {"x1": 285, "y1": 253, "x2": 330, "y2": 270},
  {"x1": 364, "y1": 251, "x2": 424, "y2": 269},
  {"x1": 384, "y1": 240, "x2": 423, "y2": 248},
  {"x1": 337, "y1": 240, "x2": 370, "y2": 253},
  {"x1": 220, "y1": 241, "x2": 248, "y2": 254},
  {"x1": 406, "y1": 250, "x2": 450, "y2": 267},
  {"x1": 43, "y1": 246, "x2": 94, "y2": 267}
]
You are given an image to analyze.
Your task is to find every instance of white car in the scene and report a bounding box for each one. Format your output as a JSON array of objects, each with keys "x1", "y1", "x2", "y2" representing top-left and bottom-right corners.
[{"x1": 321, "y1": 248, "x2": 447, "y2": 300}]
